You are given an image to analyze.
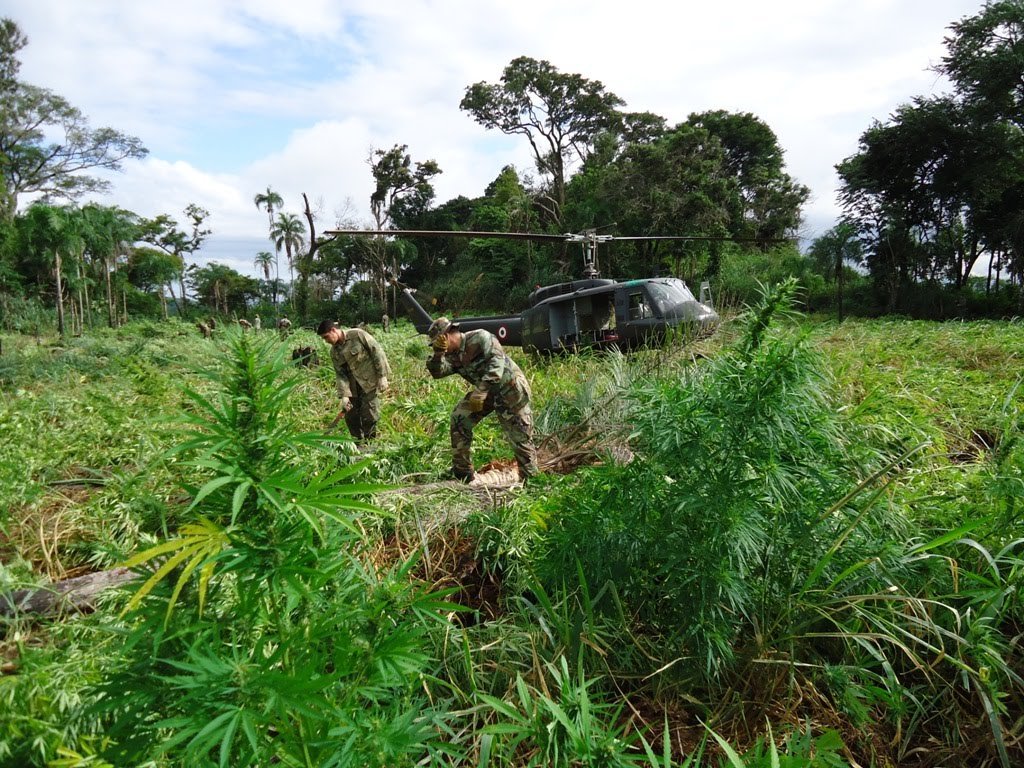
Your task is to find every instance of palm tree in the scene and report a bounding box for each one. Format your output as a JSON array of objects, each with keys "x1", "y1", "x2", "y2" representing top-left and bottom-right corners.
[
  {"x1": 81, "y1": 204, "x2": 139, "y2": 328},
  {"x1": 270, "y1": 213, "x2": 305, "y2": 308},
  {"x1": 254, "y1": 250, "x2": 276, "y2": 308},
  {"x1": 21, "y1": 204, "x2": 83, "y2": 337},
  {"x1": 253, "y1": 187, "x2": 283, "y2": 233},
  {"x1": 254, "y1": 188, "x2": 284, "y2": 310}
]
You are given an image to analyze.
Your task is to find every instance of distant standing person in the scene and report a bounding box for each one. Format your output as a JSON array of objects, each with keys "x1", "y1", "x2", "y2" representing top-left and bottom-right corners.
[
  {"x1": 253, "y1": 314, "x2": 261, "y2": 331},
  {"x1": 317, "y1": 320, "x2": 392, "y2": 441},
  {"x1": 381, "y1": 313, "x2": 390, "y2": 333},
  {"x1": 426, "y1": 317, "x2": 538, "y2": 484},
  {"x1": 277, "y1": 316, "x2": 291, "y2": 339}
]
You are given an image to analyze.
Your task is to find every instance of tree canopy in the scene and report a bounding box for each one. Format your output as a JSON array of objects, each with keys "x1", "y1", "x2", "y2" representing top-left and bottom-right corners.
[
  {"x1": 460, "y1": 57, "x2": 625, "y2": 226},
  {"x1": 835, "y1": 1, "x2": 1024, "y2": 311},
  {"x1": 0, "y1": 18, "x2": 148, "y2": 220}
]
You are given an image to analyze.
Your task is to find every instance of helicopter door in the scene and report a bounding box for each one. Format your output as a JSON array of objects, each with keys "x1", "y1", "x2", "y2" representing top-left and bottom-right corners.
[
  {"x1": 548, "y1": 302, "x2": 577, "y2": 350},
  {"x1": 574, "y1": 296, "x2": 596, "y2": 345}
]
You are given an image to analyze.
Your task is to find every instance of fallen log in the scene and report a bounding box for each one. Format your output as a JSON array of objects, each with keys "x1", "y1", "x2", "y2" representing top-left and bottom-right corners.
[
  {"x1": 1, "y1": 567, "x2": 135, "y2": 618},
  {"x1": 378, "y1": 467, "x2": 523, "y2": 498}
]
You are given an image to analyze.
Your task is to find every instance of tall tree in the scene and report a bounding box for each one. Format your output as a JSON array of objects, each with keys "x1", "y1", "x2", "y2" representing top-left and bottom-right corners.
[
  {"x1": 460, "y1": 57, "x2": 625, "y2": 226},
  {"x1": 254, "y1": 250, "x2": 276, "y2": 308},
  {"x1": 80, "y1": 204, "x2": 139, "y2": 327},
  {"x1": 0, "y1": 18, "x2": 147, "y2": 220},
  {"x1": 809, "y1": 221, "x2": 863, "y2": 320},
  {"x1": 596, "y1": 125, "x2": 735, "y2": 278},
  {"x1": 269, "y1": 212, "x2": 305, "y2": 304},
  {"x1": 254, "y1": 187, "x2": 284, "y2": 298},
  {"x1": 253, "y1": 186, "x2": 284, "y2": 231},
  {"x1": 939, "y1": 0, "x2": 1024, "y2": 297},
  {"x1": 138, "y1": 204, "x2": 211, "y2": 318},
  {"x1": 687, "y1": 110, "x2": 809, "y2": 244},
  {"x1": 19, "y1": 204, "x2": 83, "y2": 336},
  {"x1": 367, "y1": 144, "x2": 441, "y2": 310},
  {"x1": 941, "y1": 0, "x2": 1024, "y2": 129},
  {"x1": 128, "y1": 246, "x2": 182, "y2": 319},
  {"x1": 190, "y1": 263, "x2": 259, "y2": 315}
]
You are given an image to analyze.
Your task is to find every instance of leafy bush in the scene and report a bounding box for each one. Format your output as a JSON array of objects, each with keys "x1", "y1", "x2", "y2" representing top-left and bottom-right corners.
[
  {"x1": 538, "y1": 280, "x2": 906, "y2": 678},
  {"x1": 90, "y1": 329, "x2": 458, "y2": 766}
]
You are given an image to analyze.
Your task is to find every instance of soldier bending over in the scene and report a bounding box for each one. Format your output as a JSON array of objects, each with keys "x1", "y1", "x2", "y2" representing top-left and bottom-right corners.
[{"x1": 426, "y1": 317, "x2": 538, "y2": 484}]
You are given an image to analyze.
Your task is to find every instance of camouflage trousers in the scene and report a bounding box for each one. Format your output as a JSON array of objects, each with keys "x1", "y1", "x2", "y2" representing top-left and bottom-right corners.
[
  {"x1": 345, "y1": 386, "x2": 381, "y2": 441},
  {"x1": 450, "y1": 391, "x2": 538, "y2": 479}
]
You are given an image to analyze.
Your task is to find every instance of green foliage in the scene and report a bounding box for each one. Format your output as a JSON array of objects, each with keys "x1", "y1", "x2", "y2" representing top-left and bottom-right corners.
[
  {"x1": 0, "y1": 18, "x2": 147, "y2": 219},
  {"x1": 717, "y1": 246, "x2": 827, "y2": 310},
  {"x1": 837, "y1": 2, "x2": 1024, "y2": 312},
  {"x1": 87, "y1": 328, "x2": 455, "y2": 766},
  {"x1": 0, "y1": 622, "x2": 111, "y2": 766},
  {"x1": 538, "y1": 280, "x2": 902, "y2": 678},
  {"x1": 477, "y1": 654, "x2": 644, "y2": 767},
  {"x1": 4, "y1": 300, "x2": 1024, "y2": 766},
  {"x1": 461, "y1": 56, "x2": 625, "y2": 225},
  {"x1": 710, "y1": 723, "x2": 848, "y2": 767}
]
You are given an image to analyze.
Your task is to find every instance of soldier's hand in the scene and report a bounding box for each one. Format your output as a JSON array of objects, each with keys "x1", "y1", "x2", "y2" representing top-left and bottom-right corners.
[
  {"x1": 340, "y1": 396, "x2": 352, "y2": 412},
  {"x1": 431, "y1": 333, "x2": 449, "y2": 353},
  {"x1": 467, "y1": 389, "x2": 487, "y2": 413},
  {"x1": 378, "y1": 376, "x2": 389, "y2": 393}
]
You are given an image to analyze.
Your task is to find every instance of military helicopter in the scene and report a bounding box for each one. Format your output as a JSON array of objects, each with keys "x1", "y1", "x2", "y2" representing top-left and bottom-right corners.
[{"x1": 321, "y1": 227, "x2": 723, "y2": 353}]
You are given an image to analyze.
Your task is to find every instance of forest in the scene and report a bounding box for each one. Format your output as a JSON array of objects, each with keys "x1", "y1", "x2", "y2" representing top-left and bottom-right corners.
[{"x1": 1, "y1": 3, "x2": 1023, "y2": 767}]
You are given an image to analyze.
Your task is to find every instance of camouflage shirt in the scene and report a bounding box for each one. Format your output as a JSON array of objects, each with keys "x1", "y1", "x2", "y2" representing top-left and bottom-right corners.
[
  {"x1": 427, "y1": 329, "x2": 531, "y2": 409},
  {"x1": 331, "y1": 327, "x2": 392, "y2": 398}
]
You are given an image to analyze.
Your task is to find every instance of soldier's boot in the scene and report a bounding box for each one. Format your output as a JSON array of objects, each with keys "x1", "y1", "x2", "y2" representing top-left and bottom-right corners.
[{"x1": 452, "y1": 468, "x2": 475, "y2": 484}]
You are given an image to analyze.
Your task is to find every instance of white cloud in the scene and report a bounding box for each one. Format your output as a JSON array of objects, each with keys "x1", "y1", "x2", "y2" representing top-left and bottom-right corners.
[{"x1": 9, "y1": 0, "x2": 984, "y2": 273}]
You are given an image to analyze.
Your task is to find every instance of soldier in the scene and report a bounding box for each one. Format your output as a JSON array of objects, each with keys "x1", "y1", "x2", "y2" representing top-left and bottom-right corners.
[
  {"x1": 426, "y1": 317, "x2": 538, "y2": 484},
  {"x1": 381, "y1": 313, "x2": 390, "y2": 333},
  {"x1": 317, "y1": 320, "x2": 391, "y2": 441},
  {"x1": 277, "y1": 316, "x2": 292, "y2": 339},
  {"x1": 238, "y1": 318, "x2": 252, "y2": 330},
  {"x1": 196, "y1": 321, "x2": 211, "y2": 339},
  {"x1": 253, "y1": 314, "x2": 261, "y2": 331}
]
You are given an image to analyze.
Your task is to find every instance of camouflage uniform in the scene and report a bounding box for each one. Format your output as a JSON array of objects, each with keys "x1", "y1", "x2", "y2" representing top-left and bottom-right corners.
[
  {"x1": 427, "y1": 328, "x2": 538, "y2": 481},
  {"x1": 330, "y1": 327, "x2": 392, "y2": 440}
]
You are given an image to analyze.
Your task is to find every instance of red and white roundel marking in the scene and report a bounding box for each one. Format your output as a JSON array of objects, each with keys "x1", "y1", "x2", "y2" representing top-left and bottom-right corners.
[{"x1": 497, "y1": 325, "x2": 508, "y2": 340}]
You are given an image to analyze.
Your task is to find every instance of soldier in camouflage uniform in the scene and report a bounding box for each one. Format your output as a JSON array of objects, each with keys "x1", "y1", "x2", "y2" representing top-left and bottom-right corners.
[
  {"x1": 317, "y1": 319, "x2": 392, "y2": 441},
  {"x1": 426, "y1": 317, "x2": 538, "y2": 483}
]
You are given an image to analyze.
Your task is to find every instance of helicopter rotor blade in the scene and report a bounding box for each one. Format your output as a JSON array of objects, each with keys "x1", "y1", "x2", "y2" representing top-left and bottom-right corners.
[
  {"x1": 321, "y1": 228, "x2": 570, "y2": 243},
  {"x1": 605, "y1": 234, "x2": 793, "y2": 243}
]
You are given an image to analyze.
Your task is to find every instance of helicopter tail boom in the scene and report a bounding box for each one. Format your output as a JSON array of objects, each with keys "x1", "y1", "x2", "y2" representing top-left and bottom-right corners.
[
  {"x1": 397, "y1": 288, "x2": 435, "y2": 334},
  {"x1": 396, "y1": 287, "x2": 523, "y2": 346}
]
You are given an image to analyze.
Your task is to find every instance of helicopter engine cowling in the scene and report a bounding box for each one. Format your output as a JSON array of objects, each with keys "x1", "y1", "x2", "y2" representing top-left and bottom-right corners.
[
  {"x1": 527, "y1": 279, "x2": 615, "y2": 307},
  {"x1": 397, "y1": 286, "x2": 523, "y2": 346}
]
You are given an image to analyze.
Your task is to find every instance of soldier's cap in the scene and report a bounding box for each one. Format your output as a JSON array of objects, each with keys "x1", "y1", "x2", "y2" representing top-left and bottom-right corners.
[{"x1": 427, "y1": 316, "x2": 459, "y2": 340}]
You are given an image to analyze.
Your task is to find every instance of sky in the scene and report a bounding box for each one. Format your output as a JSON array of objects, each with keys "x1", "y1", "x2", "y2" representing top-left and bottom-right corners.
[{"x1": 10, "y1": 0, "x2": 986, "y2": 278}]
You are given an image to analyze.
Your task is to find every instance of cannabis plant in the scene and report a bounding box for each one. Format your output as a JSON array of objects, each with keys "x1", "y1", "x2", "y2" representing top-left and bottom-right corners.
[{"x1": 92, "y1": 330, "x2": 457, "y2": 766}]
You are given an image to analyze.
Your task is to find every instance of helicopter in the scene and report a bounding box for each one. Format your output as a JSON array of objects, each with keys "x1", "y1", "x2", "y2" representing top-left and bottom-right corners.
[{"x1": 320, "y1": 228, "x2": 724, "y2": 354}]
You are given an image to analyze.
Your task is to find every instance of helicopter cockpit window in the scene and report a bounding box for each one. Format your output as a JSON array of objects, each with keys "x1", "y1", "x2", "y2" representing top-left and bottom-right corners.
[
  {"x1": 646, "y1": 279, "x2": 697, "y2": 320},
  {"x1": 628, "y1": 291, "x2": 652, "y2": 320}
]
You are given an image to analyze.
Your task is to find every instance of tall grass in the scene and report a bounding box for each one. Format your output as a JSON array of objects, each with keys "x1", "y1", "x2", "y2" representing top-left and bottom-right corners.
[
  {"x1": 84, "y1": 329, "x2": 459, "y2": 766},
  {"x1": 3, "y1": 309, "x2": 1022, "y2": 765},
  {"x1": 532, "y1": 280, "x2": 1022, "y2": 765}
]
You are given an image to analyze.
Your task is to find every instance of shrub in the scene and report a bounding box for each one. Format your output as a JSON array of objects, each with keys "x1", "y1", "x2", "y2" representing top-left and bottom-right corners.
[{"x1": 92, "y1": 329, "x2": 458, "y2": 766}]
